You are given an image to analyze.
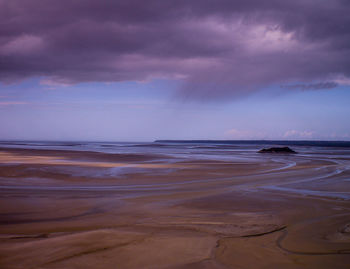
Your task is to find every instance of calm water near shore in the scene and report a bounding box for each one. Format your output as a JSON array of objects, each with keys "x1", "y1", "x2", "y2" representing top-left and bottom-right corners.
[{"x1": 1, "y1": 139, "x2": 350, "y2": 160}]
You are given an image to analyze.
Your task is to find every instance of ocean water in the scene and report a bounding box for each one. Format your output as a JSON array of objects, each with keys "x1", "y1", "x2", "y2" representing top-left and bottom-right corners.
[
  {"x1": 1, "y1": 140, "x2": 350, "y2": 152},
  {"x1": 1, "y1": 140, "x2": 350, "y2": 161}
]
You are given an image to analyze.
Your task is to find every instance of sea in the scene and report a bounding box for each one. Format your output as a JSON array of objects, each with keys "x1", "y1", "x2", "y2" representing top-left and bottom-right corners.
[{"x1": 1, "y1": 140, "x2": 350, "y2": 162}]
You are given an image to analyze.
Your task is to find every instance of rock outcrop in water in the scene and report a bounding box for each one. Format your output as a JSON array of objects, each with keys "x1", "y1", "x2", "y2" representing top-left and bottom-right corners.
[{"x1": 258, "y1": 147, "x2": 297, "y2": 154}]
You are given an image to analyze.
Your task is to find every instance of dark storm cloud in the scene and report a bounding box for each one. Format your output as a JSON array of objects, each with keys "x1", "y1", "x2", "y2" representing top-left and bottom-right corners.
[
  {"x1": 282, "y1": 82, "x2": 339, "y2": 91},
  {"x1": 0, "y1": 0, "x2": 349, "y2": 99}
]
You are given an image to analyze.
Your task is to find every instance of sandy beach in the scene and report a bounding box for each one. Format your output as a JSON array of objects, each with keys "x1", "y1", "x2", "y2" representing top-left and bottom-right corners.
[{"x1": 0, "y1": 142, "x2": 349, "y2": 268}]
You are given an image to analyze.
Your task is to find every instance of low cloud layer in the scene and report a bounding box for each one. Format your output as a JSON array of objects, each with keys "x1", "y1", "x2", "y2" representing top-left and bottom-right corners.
[
  {"x1": 281, "y1": 82, "x2": 339, "y2": 91},
  {"x1": 1, "y1": 0, "x2": 350, "y2": 99}
]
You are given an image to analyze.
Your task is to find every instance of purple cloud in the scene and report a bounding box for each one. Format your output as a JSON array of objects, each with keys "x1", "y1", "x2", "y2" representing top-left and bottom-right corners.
[
  {"x1": 281, "y1": 82, "x2": 339, "y2": 91},
  {"x1": 1, "y1": 0, "x2": 349, "y2": 99}
]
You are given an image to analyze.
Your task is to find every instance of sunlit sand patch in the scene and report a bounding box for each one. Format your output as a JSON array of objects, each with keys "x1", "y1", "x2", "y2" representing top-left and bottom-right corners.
[{"x1": 0, "y1": 151, "x2": 193, "y2": 169}]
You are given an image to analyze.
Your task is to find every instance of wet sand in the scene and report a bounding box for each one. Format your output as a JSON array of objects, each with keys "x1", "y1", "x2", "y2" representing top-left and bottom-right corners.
[{"x1": 0, "y1": 146, "x2": 349, "y2": 268}]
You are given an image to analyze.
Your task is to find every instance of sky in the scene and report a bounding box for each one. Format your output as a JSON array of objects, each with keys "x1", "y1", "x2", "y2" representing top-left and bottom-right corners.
[{"x1": 0, "y1": 0, "x2": 349, "y2": 141}]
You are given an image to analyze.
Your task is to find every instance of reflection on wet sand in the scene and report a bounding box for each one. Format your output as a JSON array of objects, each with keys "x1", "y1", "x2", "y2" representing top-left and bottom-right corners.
[{"x1": 0, "y1": 146, "x2": 349, "y2": 268}]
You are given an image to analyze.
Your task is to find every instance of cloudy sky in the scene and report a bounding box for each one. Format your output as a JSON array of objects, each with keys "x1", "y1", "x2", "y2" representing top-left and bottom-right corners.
[{"x1": 1, "y1": 0, "x2": 349, "y2": 141}]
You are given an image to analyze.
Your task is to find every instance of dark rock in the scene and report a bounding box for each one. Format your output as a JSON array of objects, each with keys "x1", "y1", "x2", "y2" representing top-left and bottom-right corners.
[
  {"x1": 258, "y1": 147, "x2": 297, "y2": 154},
  {"x1": 340, "y1": 223, "x2": 350, "y2": 234}
]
